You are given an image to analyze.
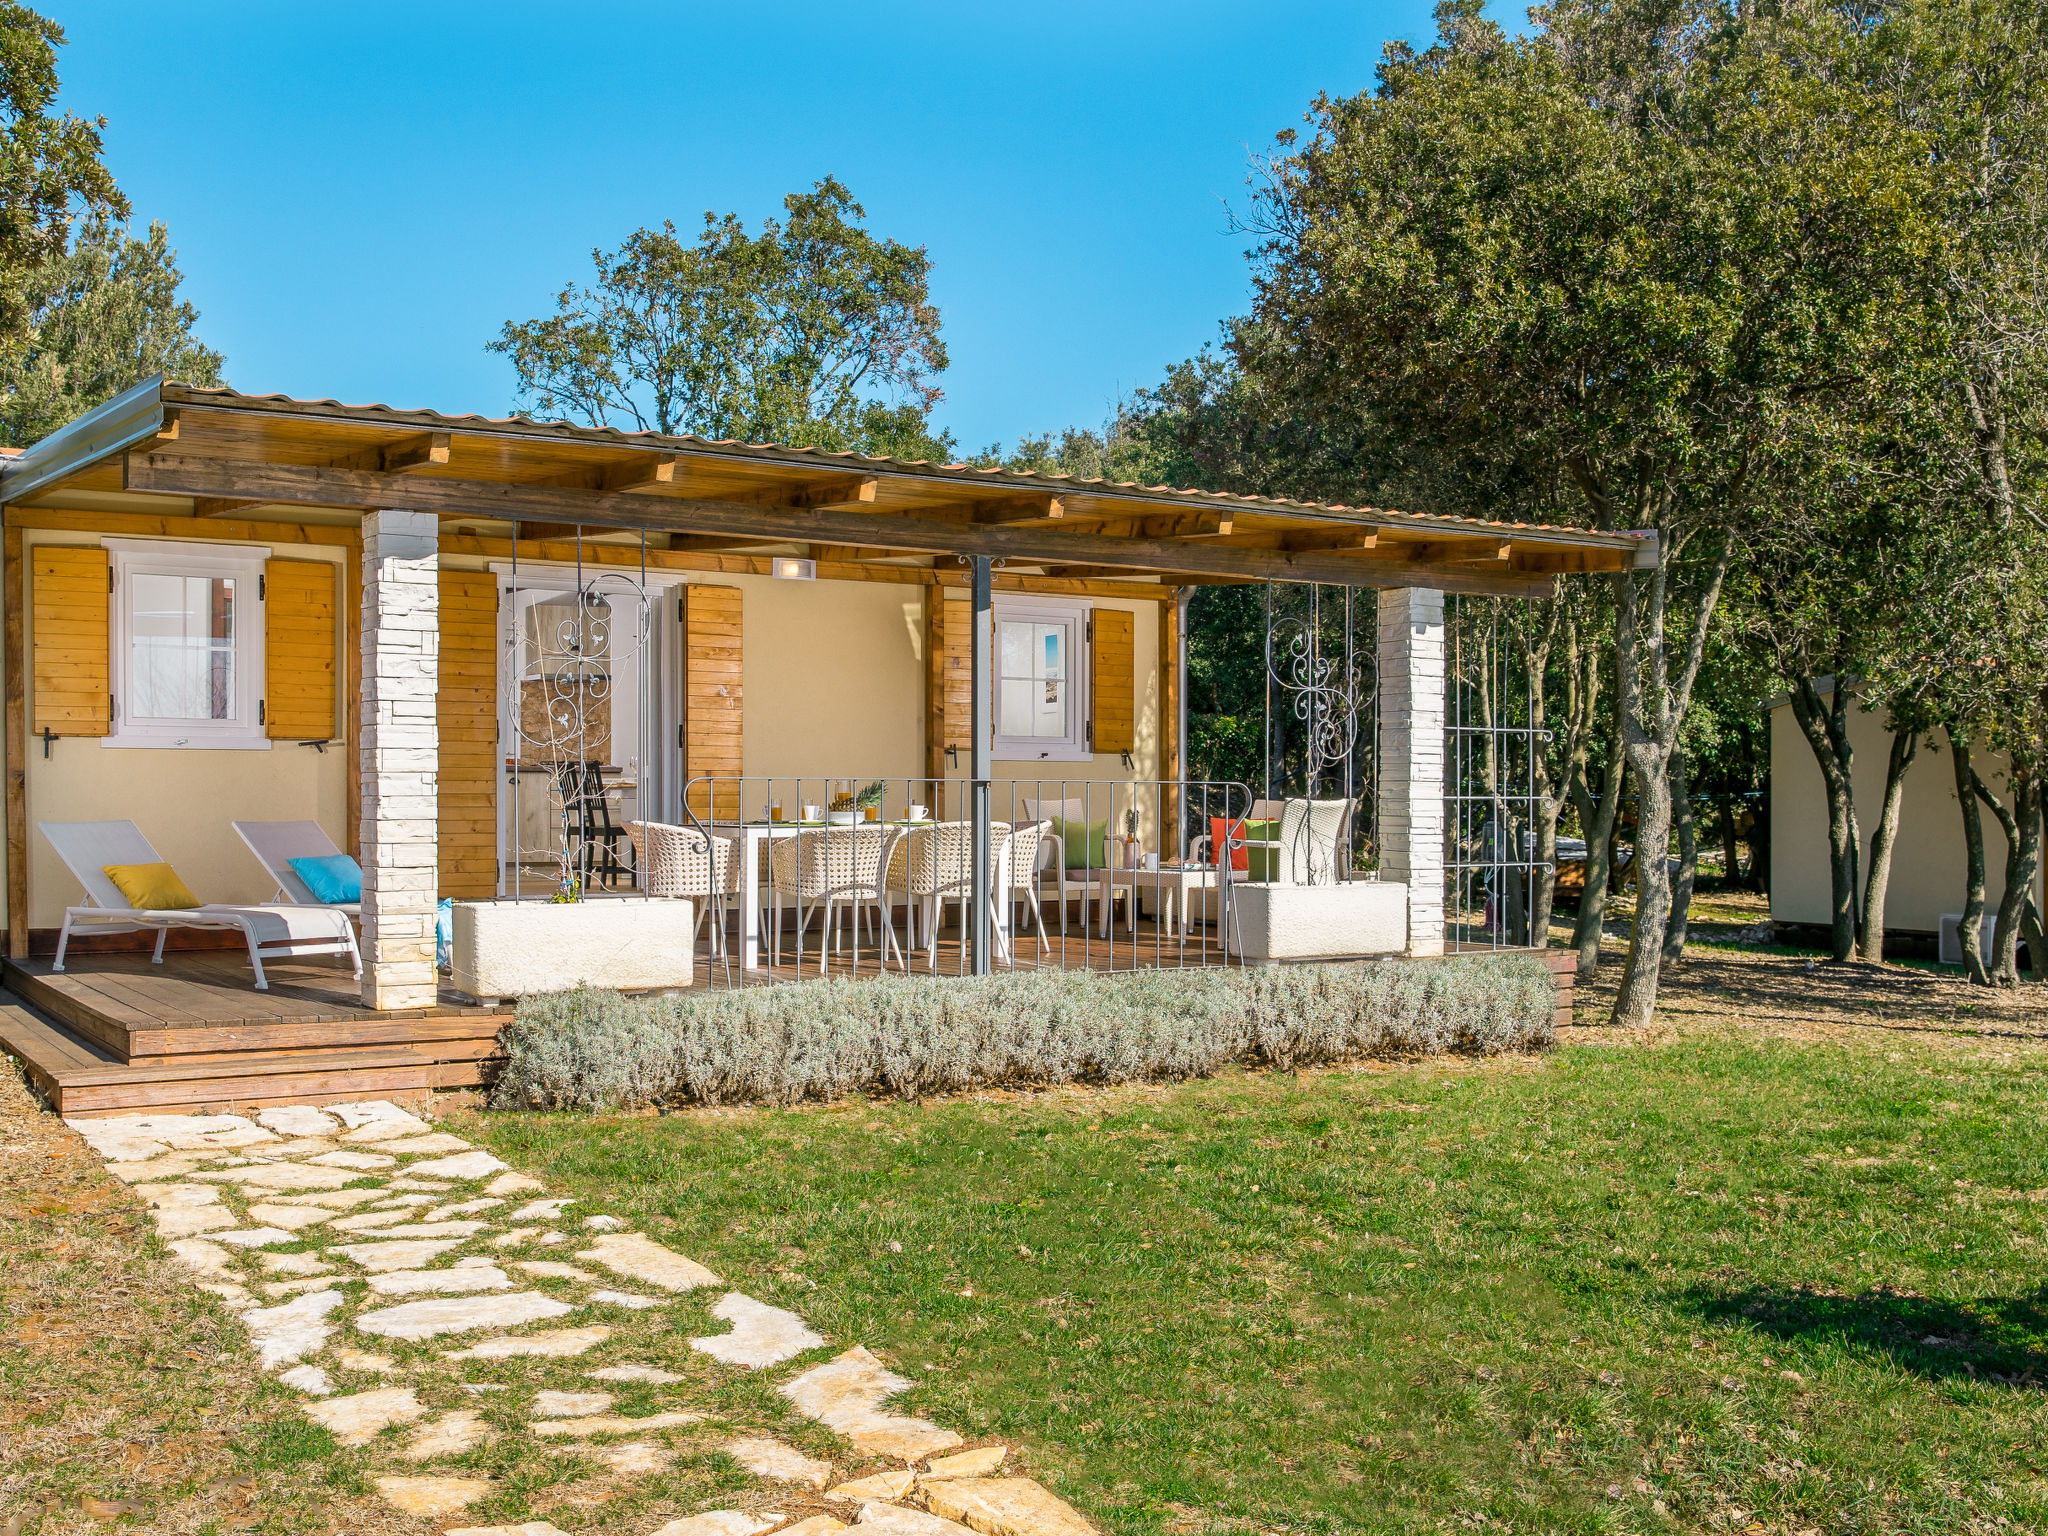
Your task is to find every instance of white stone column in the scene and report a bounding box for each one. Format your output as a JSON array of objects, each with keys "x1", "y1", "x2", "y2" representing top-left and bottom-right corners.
[
  {"x1": 359, "y1": 509, "x2": 440, "y2": 1009},
  {"x1": 1377, "y1": 587, "x2": 1445, "y2": 956}
]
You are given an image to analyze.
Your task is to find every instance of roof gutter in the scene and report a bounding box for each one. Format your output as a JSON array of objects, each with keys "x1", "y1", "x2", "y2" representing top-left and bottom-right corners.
[{"x1": 1, "y1": 374, "x2": 168, "y2": 506}]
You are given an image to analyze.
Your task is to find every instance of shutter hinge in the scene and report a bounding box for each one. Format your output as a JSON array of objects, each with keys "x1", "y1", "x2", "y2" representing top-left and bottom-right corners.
[
  {"x1": 1086, "y1": 720, "x2": 1094, "y2": 749},
  {"x1": 678, "y1": 597, "x2": 685, "y2": 623},
  {"x1": 678, "y1": 723, "x2": 685, "y2": 749},
  {"x1": 258, "y1": 699, "x2": 266, "y2": 725},
  {"x1": 108, "y1": 567, "x2": 114, "y2": 592},
  {"x1": 258, "y1": 573, "x2": 266, "y2": 600}
]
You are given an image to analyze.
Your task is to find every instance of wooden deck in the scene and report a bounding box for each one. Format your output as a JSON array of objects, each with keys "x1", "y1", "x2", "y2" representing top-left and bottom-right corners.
[
  {"x1": 0, "y1": 953, "x2": 511, "y2": 1117},
  {"x1": 0, "y1": 932, "x2": 1575, "y2": 1118}
]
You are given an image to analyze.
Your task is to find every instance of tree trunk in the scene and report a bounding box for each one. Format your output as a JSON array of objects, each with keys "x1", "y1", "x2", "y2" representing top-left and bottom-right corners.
[
  {"x1": 1531, "y1": 791, "x2": 1559, "y2": 950},
  {"x1": 1975, "y1": 765, "x2": 2041, "y2": 986},
  {"x1": 1785, "y1": 676, "x2": 1860, "y2": 963},
  {"x1": 1950, "y1": 732, "x2": 1990, "y2": 985},
  {"x1": 1612, "y1": 735, "x2": 1674, "y2": 1025},
  {"x1": 1662, "y1": 747, "x2": 1698, "y2": 965},
  {"x1": 1855, "y1": 729, "x2": 1919, "y2": 963},
  {"x1": 1716, "y1": 796, "x2": 1743, "y2": 890},
  {"x1": 1571, "y1": 727, "x2": 1626, "y2": 978}
]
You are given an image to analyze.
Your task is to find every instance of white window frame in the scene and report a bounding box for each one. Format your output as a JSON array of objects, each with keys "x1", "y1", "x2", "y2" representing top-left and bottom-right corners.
[
  {"x1": 104, "y1": 538, "x2": 270, "y2": 750},
  {"x1": 992, "y1": 595, "x2": 1092, "y2": 762}
]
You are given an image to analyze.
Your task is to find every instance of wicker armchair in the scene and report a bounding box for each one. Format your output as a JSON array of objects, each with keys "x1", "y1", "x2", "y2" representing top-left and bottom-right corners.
[
  {"x1": 769, "y1": 824, "x2": 905, "y2": 974},
  {"x1": 886, "y1": 820, "x2": 1014, "y2": 971},
  {"x1": 625, "y1": 820, "x2": 738, "y2": 955},
  {"x1": 1003, "y1": 820, "x2": 1052, "y2": 956}
]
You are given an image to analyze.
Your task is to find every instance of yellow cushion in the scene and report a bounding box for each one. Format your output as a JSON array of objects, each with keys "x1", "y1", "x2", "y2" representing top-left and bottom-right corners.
[{"x1": 101, "y1": 861, "x2": 201, "y2": 911}]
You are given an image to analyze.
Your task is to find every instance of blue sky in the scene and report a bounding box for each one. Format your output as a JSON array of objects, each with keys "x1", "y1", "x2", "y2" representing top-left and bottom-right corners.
[{"x1": 49, "y1": 2, "x2": 1491, "y2": 455}]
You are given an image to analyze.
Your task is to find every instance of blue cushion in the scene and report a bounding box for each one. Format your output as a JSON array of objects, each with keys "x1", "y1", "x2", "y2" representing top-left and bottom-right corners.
[{"x1": 289, "y1": 853, "x2": 362, "y2": 904}]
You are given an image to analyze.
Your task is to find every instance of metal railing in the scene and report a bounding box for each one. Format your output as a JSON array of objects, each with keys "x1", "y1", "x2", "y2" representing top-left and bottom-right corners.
[
  {"x1": 619, "y1": 775, "x2": 1261, "y2": 990},
  {"x1": 1444, "y1": 595, "x2": 1549, "y2": 951}
]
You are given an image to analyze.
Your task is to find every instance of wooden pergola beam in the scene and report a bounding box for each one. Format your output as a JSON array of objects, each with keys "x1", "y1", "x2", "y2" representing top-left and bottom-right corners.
[
  {"x1": 726, "y1": 475, "x2": 879, "y2": 510},
  {"x1": 195, "y1": 497, "x2": 265, "y2": 519},
  {"x1": 970, "y1": 495, "x2": 1064, "y2": 525},
  {"x1": 331, "y1": 430, "x2": 453, "y2": 475},
  {"x1": 120, "y1": 452, "x2": 1559, "y2": 596}
]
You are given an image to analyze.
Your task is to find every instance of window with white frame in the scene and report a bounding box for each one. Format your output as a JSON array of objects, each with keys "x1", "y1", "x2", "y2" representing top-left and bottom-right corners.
[
  {"x1": 108, "y1": 540, "x2": 268, "y2": 748},
  {"x1": 993, "y1": 596, "x2": 1090, "y2": 761}
]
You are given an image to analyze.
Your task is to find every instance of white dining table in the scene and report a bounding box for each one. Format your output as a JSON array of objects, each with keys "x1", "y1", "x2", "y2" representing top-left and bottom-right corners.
[{"x1": 713, "y1": 820, "x2": 1011, "y2": 971}]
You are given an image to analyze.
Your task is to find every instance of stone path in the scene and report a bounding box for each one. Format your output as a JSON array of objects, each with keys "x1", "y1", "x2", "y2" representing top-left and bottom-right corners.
[{"x1": 70, "y1": 1101, "x2": 1094, "y2": 1536}]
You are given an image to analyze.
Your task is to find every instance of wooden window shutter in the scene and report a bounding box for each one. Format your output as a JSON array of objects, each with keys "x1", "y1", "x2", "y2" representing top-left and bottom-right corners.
[
  {"x1": 1090, "y1": 607, "x2": 1135, "y2": 755},
  {"x1": 940, "y1": 593, "x2": 971, "y2": 751},
  {"x1": 438, "y1": 569, "x2": 499, "y2": 899},
  {"x1": 682, "y1": 584, "x2": 743, "y2": 820},
  {"x1": 32, "y1": 545, "x2": 111, "y2": 737},
  {"x1": 262, "y1": 558, "x2": 338, "y2": 739}
]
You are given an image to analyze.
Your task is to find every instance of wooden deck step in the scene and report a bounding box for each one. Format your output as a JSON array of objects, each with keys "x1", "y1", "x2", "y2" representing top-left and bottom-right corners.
[{"x1": 0, "y1": 989, "x2": 502, "y2": 1118}]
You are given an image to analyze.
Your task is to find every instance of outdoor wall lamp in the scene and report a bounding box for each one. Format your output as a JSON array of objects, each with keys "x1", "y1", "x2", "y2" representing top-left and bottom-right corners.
[{"x1": 771, "y1": 557, "x2": 817, "y2": 581}]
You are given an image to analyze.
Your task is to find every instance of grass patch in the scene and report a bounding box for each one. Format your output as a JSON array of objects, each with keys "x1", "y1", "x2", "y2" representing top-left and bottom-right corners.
[{"x1": 470, "y1": 1028, "x2": 2048, "y2": 1536}]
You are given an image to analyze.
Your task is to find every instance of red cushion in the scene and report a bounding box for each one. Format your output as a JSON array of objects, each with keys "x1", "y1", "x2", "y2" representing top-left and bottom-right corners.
[{"x1": 1210, "y1": 816, "x2": 1248, "y2": 872}]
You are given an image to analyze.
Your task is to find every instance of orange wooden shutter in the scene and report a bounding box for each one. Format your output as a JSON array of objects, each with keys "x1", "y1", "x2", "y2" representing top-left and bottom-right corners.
[
  {"x1": 1090, "y1": 607, "x2": 1134, "y2": 755},
  {"x1": 263, "y1": 558, "x2": 338, "y2": 739},
  {"x1": 682, "y1": 583, "x2": 743, "y2": 820},
  {"x1": 438, "y1": 569, "x2": 499, "y2": 898},
  {"x1": 32, "y1": 545, "x2": 110, "y2": 737}
]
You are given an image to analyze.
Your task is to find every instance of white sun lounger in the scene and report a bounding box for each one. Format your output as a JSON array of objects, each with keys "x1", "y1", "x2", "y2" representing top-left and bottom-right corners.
[
  {"x1": 232, "y1": 819, "x2": 361, "y2": 917},
  {"x1": 40, "y1": 820, "x2": 362, "y2": 991}
]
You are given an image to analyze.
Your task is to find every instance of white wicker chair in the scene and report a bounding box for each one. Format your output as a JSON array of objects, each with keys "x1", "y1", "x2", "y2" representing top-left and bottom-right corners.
[
  {"x1": 1002, "y1": 820, "x2": 1052, "y2": 956},
  {"x1": 1020, "y1": 796, "x2": 1128, "y2": 938},
  {"x1": 625, "y1": 821, "x2": 738, "y2": 955},
  {"x1": 887, "y1": 820, "x2": 1014, "y2": 970},
  {"x1": 770, "y1": 825, "x2": 905, "y2": 974}
]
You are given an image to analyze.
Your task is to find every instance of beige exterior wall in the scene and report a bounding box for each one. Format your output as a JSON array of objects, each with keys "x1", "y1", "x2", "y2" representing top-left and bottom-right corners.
[
  {"x1": 1770, "y1": 689, "x2": 2037, "y2": 933},
  {"x1": 18, "y1": 531, "x2": 349, "y2": 931}
]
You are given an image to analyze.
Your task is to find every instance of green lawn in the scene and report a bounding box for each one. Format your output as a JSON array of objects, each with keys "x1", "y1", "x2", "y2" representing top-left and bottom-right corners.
[{"x1": 463, "y1": 1030, "x2": 2048, "y2": 1536}]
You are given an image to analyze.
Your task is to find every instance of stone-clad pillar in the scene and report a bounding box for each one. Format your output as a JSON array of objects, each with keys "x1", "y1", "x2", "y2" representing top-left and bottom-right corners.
[
  {"x1": 359, "y1": 509, "x2": 440, "y2": 1009},
  {"x1": 1377, "y1": 587, "x2": 1445, "y2": 956}
]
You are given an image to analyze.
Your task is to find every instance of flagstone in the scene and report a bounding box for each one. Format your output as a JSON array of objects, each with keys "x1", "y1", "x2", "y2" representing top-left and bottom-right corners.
[
  {"x1": 134, "y1": 1181, "x2": 221, "y2": 1208},
  {"x1": 243, "y1": 1138, "x2": 342, "y2": 1160},
  {"x1": 374, "y1": 1474, "x2": 493, "y2": 1515},
  {"x1": 356, "y1": 1290, "x2": 573, "y2": 1340},
  {"x1": 532, "y1": 1390, "x2": 614, "y2": 1417},
  {"x1": 245, "y1": 1202, "x2": 336, "y2": 1232},
  {"x1": 264, "y1": 1276, "x2": 344, "y2": 1298},
  {"x1": 583, "y1": 1214, "x2": 626, "y2": 1231},
  {"x1": 329, "y1": 1238, "x2": 468, "y2": 1272},
  {"x1": 241, "y1": 1289, "x2": 345, "y2": 1368},
  {"x1": 576, "y1": 1232, "x2": 721, "y2": 1293},
  {"x1": 212, "y1": 1226, "x2": 300, "y2": 1248},
  {"x1": 460, "y1": 1382, "x2": 509, "y2": 1393},
  {"x1": 331, "y1": 1207, "x2": 434, "y2": 1230},
  {"x1": 264, "y1": 1188, "x2": 387, "y2": 1210},
  {"x1": 278, "y1": 1364, "x2": 331, "y2": 1395},
  {"x1": 854, "y1": 1506, "x2": 977, "y2": 1536},
  {"x1": 826, "y1": 1471, "x2": 917, "y2": 1504},
  {"x1": 104, "y1": 1151, "x2": 214, "y2": 1183},
  {"x1": 490, "y1": 1227, "x2": 542, "y2": 1247},
  {"x1": 256, "y1": 1249, "x2": 334, "y2": 1274},
  {"x1": 329, "y1": 1101, "x2": 432, "y2": 1134},
  {"x1": 306, "y1": 1385, "x2": 424, "y2": 1445},
  {"x1": 647, "y1": 1514, "x2": 779, "y2": 1536},
  {"x1": 781, "y1": 1347, "x2": 963, "y2": 1463},
  {"x1": 425, "y1": 1198, "x2": 505, "y2": 1219},
  {"x1": 510, "y1": 1198, "x2": 575, "y2": 1220},
  {"x1": 727, "y1": 1435, "x2": 833, "y2": 1487},
  {"x1": 587, "y1": 1364, "x2": 687, "y2": 1384},
  {"x1": 484, "y1": 1172, "x2": 545, "y2": 1196},
  {"x1": 527, "y1": 1410, "x2": 706, "y2": 1438},
  {"x1": 923, "y1": 1448, "x2": 1008, "y2": 1480},
  {"x1": 334, "y1": 1220, "x2": 490, "y2": 1240},
  {"x1": 166, "y1": 1237, "x2": 235, "y2": 1277},
  {"x1": 448, "y1": 1524, "x2": 573, "y2": 1536},
  {"x1": 191, "y1": 1163, "x2": 360, "y2": 1192},
  {"x1": 377, "y1": 1133, "x2": 477, "y2": 1155},
  {"x1": 692, "y1": 1292, "x2": 825, "y2": 1369},
  {"x1": 515, "y1": 1261, "x2": 597, "y2": 1282},
  {"x1": 365, "y1": 1266, "x2": 513, "y2": 1298},
  {"x1": 365, "y1": 1193, "x2": 439, "y2": 1210},
  {"x1": 308, "y1": 1149, "x2": 396, "y2": 1170},
  {"x1": 149, "y1": 1204, "x2": 239, "y2": 1238},
  {"x1": 197, "y1": 1281, "x2": 257, "y2": 1309},
  {"x1": 403, "y1": 1409, "x2": 492, "y2": 1459},
  {"x1": 570, "y1": 1439, "x2": 674, "y2": 1474},
  {"x1": 335, "y1": 1347, "x2": 398, "y2": 1372},
  {"x1": 778, "y1": 1518, "x2": 850, "y2": 1536},
  {"x1": 70, "y1": 1114, "x2": 274, "y2": 1158},
  {"x1": 918, "y1": 1479, "x2": 1095, "y2": 1536},
  {"x1": 384, "y1": 1176, "x2": 455, "y2": 1191},
  {"x1": 590, "y1": 1289, "x2": 663, "y2": 1309},
  {"x1": 404, "y1": 1150, "x2": 510, "y2": 1180},
  {"x1": 443, "y1": 1325, "x2": 611, "y2": 1360},
  {"x1": 257, "y1": 1106, "x2": 340, "y2": 1137}
]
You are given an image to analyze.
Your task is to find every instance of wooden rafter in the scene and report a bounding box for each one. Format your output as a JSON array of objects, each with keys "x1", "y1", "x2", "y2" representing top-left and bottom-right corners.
[
  {"x1": 970, "y1": 495, "x2": 1064, "y2": 525},
  {"x1": 725, "y1": 474, "x2": 878, "y2": 510},
  {"x1": 195, "y1": 497, "x2": 264, "y2": 519},
  {"x1": 118, "y1": 452, "x2": 1559, "y2": 596},
  {"x1": 330, "y1": 430, "x2": 452, "y2": 475}
]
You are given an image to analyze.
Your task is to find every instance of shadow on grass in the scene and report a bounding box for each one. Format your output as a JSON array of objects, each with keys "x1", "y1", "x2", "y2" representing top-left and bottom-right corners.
[{"x1": 1685, "y1": 1283, "x2": 2048, "y2": 1385}]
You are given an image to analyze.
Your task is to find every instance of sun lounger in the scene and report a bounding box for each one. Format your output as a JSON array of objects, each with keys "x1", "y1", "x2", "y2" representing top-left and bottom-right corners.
[
  {"x1": 232, "y1": 819, "x2": 361, "y2": 917},
  {"x1": 40, "y1": 820, "x2": 361, "y2": 991}
]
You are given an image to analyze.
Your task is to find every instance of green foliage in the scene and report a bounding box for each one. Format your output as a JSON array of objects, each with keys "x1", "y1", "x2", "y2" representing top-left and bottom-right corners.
[
  {"x1": 492, "y1": 958, "x2": 1557, "y2": 1113},
  {"x1": 491, "y1": 178, "x2": 951, "y2": 458},
  {"x1": 0, "y1": 214, "x2": 224, "y2": 446},
  {"x1": 0, "y1": 5, "x2": 125, "y2": 364}
]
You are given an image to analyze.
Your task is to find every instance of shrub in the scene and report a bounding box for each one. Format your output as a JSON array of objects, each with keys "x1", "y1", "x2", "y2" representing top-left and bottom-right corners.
[{"x1": 492, "y1": 956, "x2": 1557, "y2": 1113}]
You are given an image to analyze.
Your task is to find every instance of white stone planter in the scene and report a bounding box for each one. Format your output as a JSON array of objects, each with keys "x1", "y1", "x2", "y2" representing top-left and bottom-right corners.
[
  {"x1": 450, "y1": 897, "x2": 695, "y2": 1002},
  {"x1": 1227, "y1": 880, "x2": 1409, "y2": 962}
]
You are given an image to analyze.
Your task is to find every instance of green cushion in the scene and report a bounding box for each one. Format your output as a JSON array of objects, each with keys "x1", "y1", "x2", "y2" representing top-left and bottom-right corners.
[
  {"x1": 1242, "y1": 819, "x2": 1279, "y2": 882},
  {"x1": 1051, "y1": 817, "x2": 1109, "y2": 870}
]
